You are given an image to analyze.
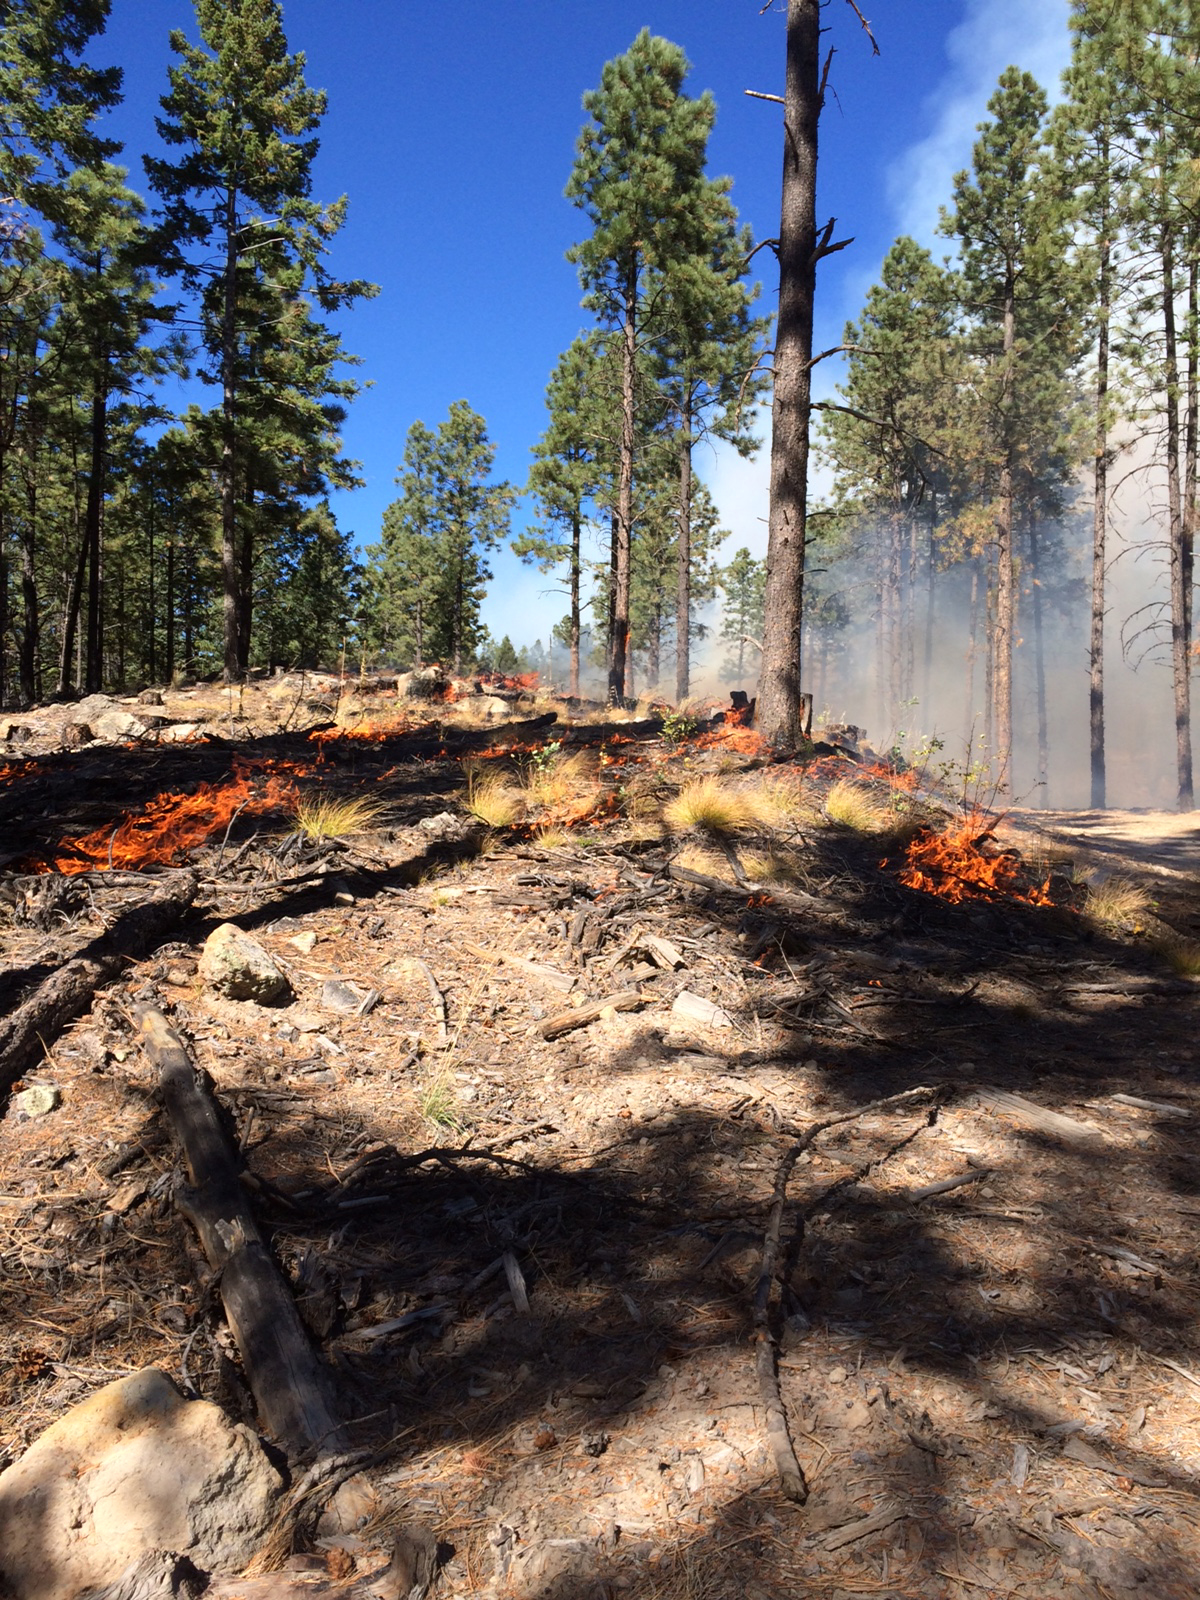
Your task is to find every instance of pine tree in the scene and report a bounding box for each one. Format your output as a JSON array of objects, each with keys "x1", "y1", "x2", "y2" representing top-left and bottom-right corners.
[
  {"x1": 366, "y1": 404, "x2": 513, "y2": 675},
  {"x1": 718, "y1": 546, "x2": 765, "y2": 684},
  {"x1": 566, "y1": 30, "x2": 724, "y2": 699},
  {"x1": 146, "y1": 0, "x2": 375, "y2": 681},
  {"x1": 940, "y1": 67, "x2": 1084, "y2": 787},
  {"x1": 757, "y1": 0, "x2": 876, "y2": 751},
  {"x1": 517, "y1": 334, "x2": 609, "y2": 696}
]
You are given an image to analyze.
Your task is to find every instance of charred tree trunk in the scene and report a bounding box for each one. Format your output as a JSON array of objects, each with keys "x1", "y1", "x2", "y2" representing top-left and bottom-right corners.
[
  {"x1": 220, "y1": 185, "x2": 240, "y2": 685},
  {"x1": 1163, "y1": 225, "x2": 1194, "y2": 809},
  {"x1": 1090, "y1": 169, "x2": 1110, "y2": 810},
  {"x1": 758, "y1": 0, "x2": 820, "y2": 747},
  {"x1": 1029, "y1": 522, "x2": 1049, "y2": 805},
  {"x1": 165, "y1": 537, "x2": 176, "y2": 684},
  {"x1": 675, "y1": 410, "x2": 693, "y2": 704},
  {"x1": 610, "y1": 267, "x2": 637, "y2": 701},
  {"x1": 994, "y1": 267, "x2": 1017, "y2": 788},
  {"x1": 84, "y1": 366, "x2": 107, "y2": 694},
  {"x1": 569, "y1": 507, "x2": 581, "y2": 698}
]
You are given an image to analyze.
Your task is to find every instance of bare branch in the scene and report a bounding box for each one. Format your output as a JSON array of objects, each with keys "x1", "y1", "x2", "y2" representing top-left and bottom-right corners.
[
  {"x1": 842, "y1": 0, "x2": 881, "y2": 54},
  {"x1": 744, "y1": 88, "x2": 785, "y2": 105},
  {"x1": 817, "y1": 47, "x2": 836, "y2": 114}
]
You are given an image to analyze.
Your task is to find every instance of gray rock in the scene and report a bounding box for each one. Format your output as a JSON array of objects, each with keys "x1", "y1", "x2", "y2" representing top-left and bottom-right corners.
[
  {"x1": 405, "y1": 665, "x2": 449, "y2": 700},
  {"x1": 0, "y1": 1368, "x2": 282, "y2": 1600},
  {"x1": 94, "y1": 709, "x2": 149, "y2": 742},
  {"x1": 137, "y1": 689, "x2": 164, "y2": 706},
  {"x1": 13, "y1": 1085, "x2": 61, "y2": 1118},
  {"x1": 61, "y1": 722, "x2": 93, "y2": 747},
  {"x1": 199, "y1": 924, "x2": 291, "y2": 1004}
]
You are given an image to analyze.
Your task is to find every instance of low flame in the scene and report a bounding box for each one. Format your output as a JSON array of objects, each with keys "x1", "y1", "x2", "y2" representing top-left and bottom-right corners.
[
  {"x1": 862, "y1": 761, "x2": 918, "y2": 791},
  {"x1": 694, "y1": 724, "x2": 771, "y2": 757},
  {"x1": 895, "y1": 813, "x2": 1053, "y2": 906},
  {"x1": 40, "y1": 758, "x2": 303, "y2": 874}
]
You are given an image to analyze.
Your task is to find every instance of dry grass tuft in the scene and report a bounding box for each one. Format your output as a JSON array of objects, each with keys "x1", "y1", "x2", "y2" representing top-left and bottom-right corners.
[
  {"x1": 462, "y1": 762, "x2": 523, "y2": 828},
  {"x1": 523, "y1": 749, "x2": 597, "y2": 812},
  {"x1": 1084, "y1": 874, "x2": 1152, "y2": 930},
  {"x1": 1155, "y1": 934, "x2": 1200, "y2": 977},
  {"x1": 749, "y1": 775, "x2": 812, "y2": 830},
  {"x1": 823, "y1": 778, "x2": 891, "y2": 832},
  {"x1": 417, "y1": 1067, "x2": 461, "y2": 1130},
  {"x1": 663, "y1": 777, "x2": 758, "y2": 836},
  {"x1": 291, "y1": 792, "x2": 386, "y2": 840}
]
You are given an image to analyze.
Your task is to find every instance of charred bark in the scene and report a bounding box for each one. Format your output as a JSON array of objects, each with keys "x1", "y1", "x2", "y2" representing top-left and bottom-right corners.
[{"x1": 757, "y1": 0, "x2": 820, "y2": 748}]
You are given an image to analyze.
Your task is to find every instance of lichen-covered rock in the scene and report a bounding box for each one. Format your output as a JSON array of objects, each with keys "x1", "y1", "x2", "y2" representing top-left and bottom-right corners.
[
  {"x1": 199, "y1": 923, "x2": 291, "y2": 1003},
  {"x1": 0, "y1": 1368, "x2": 282, "y2": 1600}
]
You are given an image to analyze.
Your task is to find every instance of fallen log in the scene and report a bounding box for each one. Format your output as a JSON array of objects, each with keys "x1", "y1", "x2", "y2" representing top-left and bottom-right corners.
[
  {"x1": 137, "y1": 1007, "x2": 345, "y2": 1461},
  {"x1": 538, "y1": 988, "x2": 646, "y2": 1040},
  {"x1": 0, "y1": 869, "x2": 197, "y2": 1095}
]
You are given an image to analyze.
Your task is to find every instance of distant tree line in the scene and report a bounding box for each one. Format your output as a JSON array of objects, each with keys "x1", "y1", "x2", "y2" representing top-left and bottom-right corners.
[
  {"x1": 816, "y1": 4, "x2": 1200, "y2": 808},
  {"x1": 0, "y1": 0, "x2": 377, "y2": 705}
]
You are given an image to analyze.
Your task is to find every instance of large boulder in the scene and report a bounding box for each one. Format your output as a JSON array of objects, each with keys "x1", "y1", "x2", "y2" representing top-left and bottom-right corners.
[
  {"x1": 199, "y1": 923, "x2": 291, "y2": 1004},
  {"x1": 0, "y1": 1368, "x2": 283, "y2": 1600}
]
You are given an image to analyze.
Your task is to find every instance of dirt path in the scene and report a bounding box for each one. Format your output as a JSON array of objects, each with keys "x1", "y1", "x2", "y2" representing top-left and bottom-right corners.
[{"x1": 1002, "y1": 806, "x2": 1200, "y2": 881}]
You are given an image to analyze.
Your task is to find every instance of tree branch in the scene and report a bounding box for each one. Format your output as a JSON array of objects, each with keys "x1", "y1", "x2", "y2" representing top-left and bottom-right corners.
[
  {"x1": 842, "y1": 0, "x2": 881, "y2": 54},
  {"x1": 744, "y1": 89, "x2": 785, "y2": 105}
]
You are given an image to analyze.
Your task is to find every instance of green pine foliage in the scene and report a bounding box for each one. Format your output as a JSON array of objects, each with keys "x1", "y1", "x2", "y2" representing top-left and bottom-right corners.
[{"x1": 364, "y1": 402, "x2": 514, "y2": 676}]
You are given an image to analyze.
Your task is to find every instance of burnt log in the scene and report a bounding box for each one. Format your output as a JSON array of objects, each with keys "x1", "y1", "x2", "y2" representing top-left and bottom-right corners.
[
  {"x1": 0, "y1": 870, "x2": 198, "y2": 1095},
  {"x1": 138, "y1": 1007, "x2": 345, "y2": 1461}
]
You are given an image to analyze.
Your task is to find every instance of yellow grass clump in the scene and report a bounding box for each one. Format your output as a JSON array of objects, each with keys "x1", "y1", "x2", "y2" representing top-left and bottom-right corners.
[
  {"x1": 1155, "y1": 935, "x2": 1200, "y2": 978},
  {"x1": 749, "y1": 775, "x2": 811, "y2": 830},
  {"x1": 1084, "y1": 874, "x2": 1152, "y2": 931},
  {"x1": 462, "y1": 762, "x2": 523, "y2": 828},
  {"x1": 823, "y1": 778, "x2": 891, "y2": 832},
  {"x1": 663, "y1": 777, "x2": 758, "y2": 836},
  {"x1": 523, "y1": 749, "x2": 597, "y2": 812},
  {"x1": 291, "y1": 792, "x2": 386, "y2": 840}
]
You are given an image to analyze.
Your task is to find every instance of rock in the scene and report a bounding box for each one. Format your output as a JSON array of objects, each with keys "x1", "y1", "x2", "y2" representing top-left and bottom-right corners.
[
  {"x1": 199, "y1": 924, "x2": 291, "y2": 1004},
  {"x1": 320, "y1": 979, "x2": 378, "y2": 1016},
  {"x1": 478, "y1": 696, "x2": 511, "y2": 719},
  {"x1": 671, "y1": 990, "x2": 734, "y2": 1029},
  {"x1": 72, "y1": 694, "x2": 121, "y2": 723},
  {"x1": 94, "y1": 709, "x2": 149, "y2": 742},
  {"x1": 137, "y1": 689, "x2": 164, "y2": 706},
  {"x1": 0, "y1": 1368, "x2": 282, "y2": 1600},
  {"x1": 405, "y1": 665, "x2": 449, "y2": 701},
  {"x1": 159, "y1": 724, "x2": 203, "y2": 744},
  {"x1": 416, "y1": 811, "x2": 472, "y2": 841},
  {"x1": 61, "y1": 722, "x2": 93, "y2": 747},
  {"x1": 289, "y1": 931, "x2": 317, "y2": 954},
  {"x1": 13, "y1": 1085, "x2": 61, "y2": 1118},
  {"x1": 4, "y1": 722, "x2": 32, "y2": 743}
]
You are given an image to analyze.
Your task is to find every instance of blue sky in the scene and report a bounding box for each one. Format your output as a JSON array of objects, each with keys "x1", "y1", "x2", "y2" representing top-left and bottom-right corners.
[{"x1": 96, "y1": 0, "x2": 1071, "y2": 651}]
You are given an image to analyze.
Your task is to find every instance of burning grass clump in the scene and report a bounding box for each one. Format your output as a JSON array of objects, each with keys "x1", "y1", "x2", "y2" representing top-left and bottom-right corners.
[
  {"x1": 663, "y1": 777, "x2": 758, "y2": 837},
  {"x1": 291, "y1": 791, "x2": 386, "y2": 840},
  {"x1": 896, "y1": 813, "x2": 1053, "y2": 906},
  {"x1": 461, "y1": 762, "x2": 523, "y2": 828},
  {"x1": 1083, "y1": 874, "x2": 1152, "y2": 932}
]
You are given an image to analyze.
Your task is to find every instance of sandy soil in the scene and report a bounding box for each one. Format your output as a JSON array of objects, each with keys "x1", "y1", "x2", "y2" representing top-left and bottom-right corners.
[{"x1": 2, "y1": 692, "x2": 1200, "y2": 1599}]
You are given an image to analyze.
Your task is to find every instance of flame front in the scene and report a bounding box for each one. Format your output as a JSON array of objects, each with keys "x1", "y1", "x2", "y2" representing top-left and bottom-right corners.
[
  {"x1": 43, "y1": 759, "x2": 303, "y2": 874},
  {"x1": 897, "y1": 814, "x2": 1053, "y2": 906}
]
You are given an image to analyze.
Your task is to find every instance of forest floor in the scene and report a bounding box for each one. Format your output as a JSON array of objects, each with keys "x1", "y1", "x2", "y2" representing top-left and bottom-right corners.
[{"x1": 1, "y1": 677, "x2": 1200, "y2": 1600}]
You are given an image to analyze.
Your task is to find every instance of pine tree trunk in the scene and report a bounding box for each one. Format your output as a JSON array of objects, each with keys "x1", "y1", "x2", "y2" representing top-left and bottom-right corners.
[
  {"x1": 1163, "y1": 226, "x2": 1194, "y2": 808},
  {"x1": 758, "y1": 0, "x2": 819, "y2": 746},
  {"x1": 57, "y1": 522, "x2": 89, "y2": 699},
  {"x1": 147, "y1": 495, "x2": 156, "y2": 685},
  {"x1": 923, "y1": 504, "x2": 936, "y2": 711},
  {"x1": 19, "y1": 493, "x2": 37, "y2": 707},
  {"x1": 675, "y1": 413, "x2": 692, "y2": 704},
  {"x1": 165, "y1": 538, "x2": 176, "y2": 684},
  {"x1": 1029, "y1": 522, "x2": 1049, "y2": 805},
  {"x1": 994, "y1": 269, "x2": 1016, "y2": 788},
  {"x1": 1090, "y1": 173, "x2": 1110, "y2": 810},
  {"x1": 84, "y1": 367, "x2": 106, "y2": 693},
  {"x1": 610, "y1": 266, "x2": 637, "y2": 700},
  {"x1": 220, "y1": 185, "x2": 240, "y2": 684},
  {"x1": 237, "y1": 484, "x2": 253, "y2": 676},
  {"x1": 569, "y1": 508, "x2": 581, "y2": 698},
  {"x1": 965, "y1": 564, "x2": 979, "y2": 736}
]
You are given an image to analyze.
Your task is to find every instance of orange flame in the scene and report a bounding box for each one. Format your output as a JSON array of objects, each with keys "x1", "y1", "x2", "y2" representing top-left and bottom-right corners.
[
  {"x1": 895, "y1": 813, "x2": 1053, "y2": 906},
  {"x1": 694, "y1": 724, "x2": 771, "y2": 757},
  {"x1": 862, "y1": 761, "x2": 918, "y2": 791},
  {"x1": 38, "y1": 758, "x2": 305, "y2": 874}
]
